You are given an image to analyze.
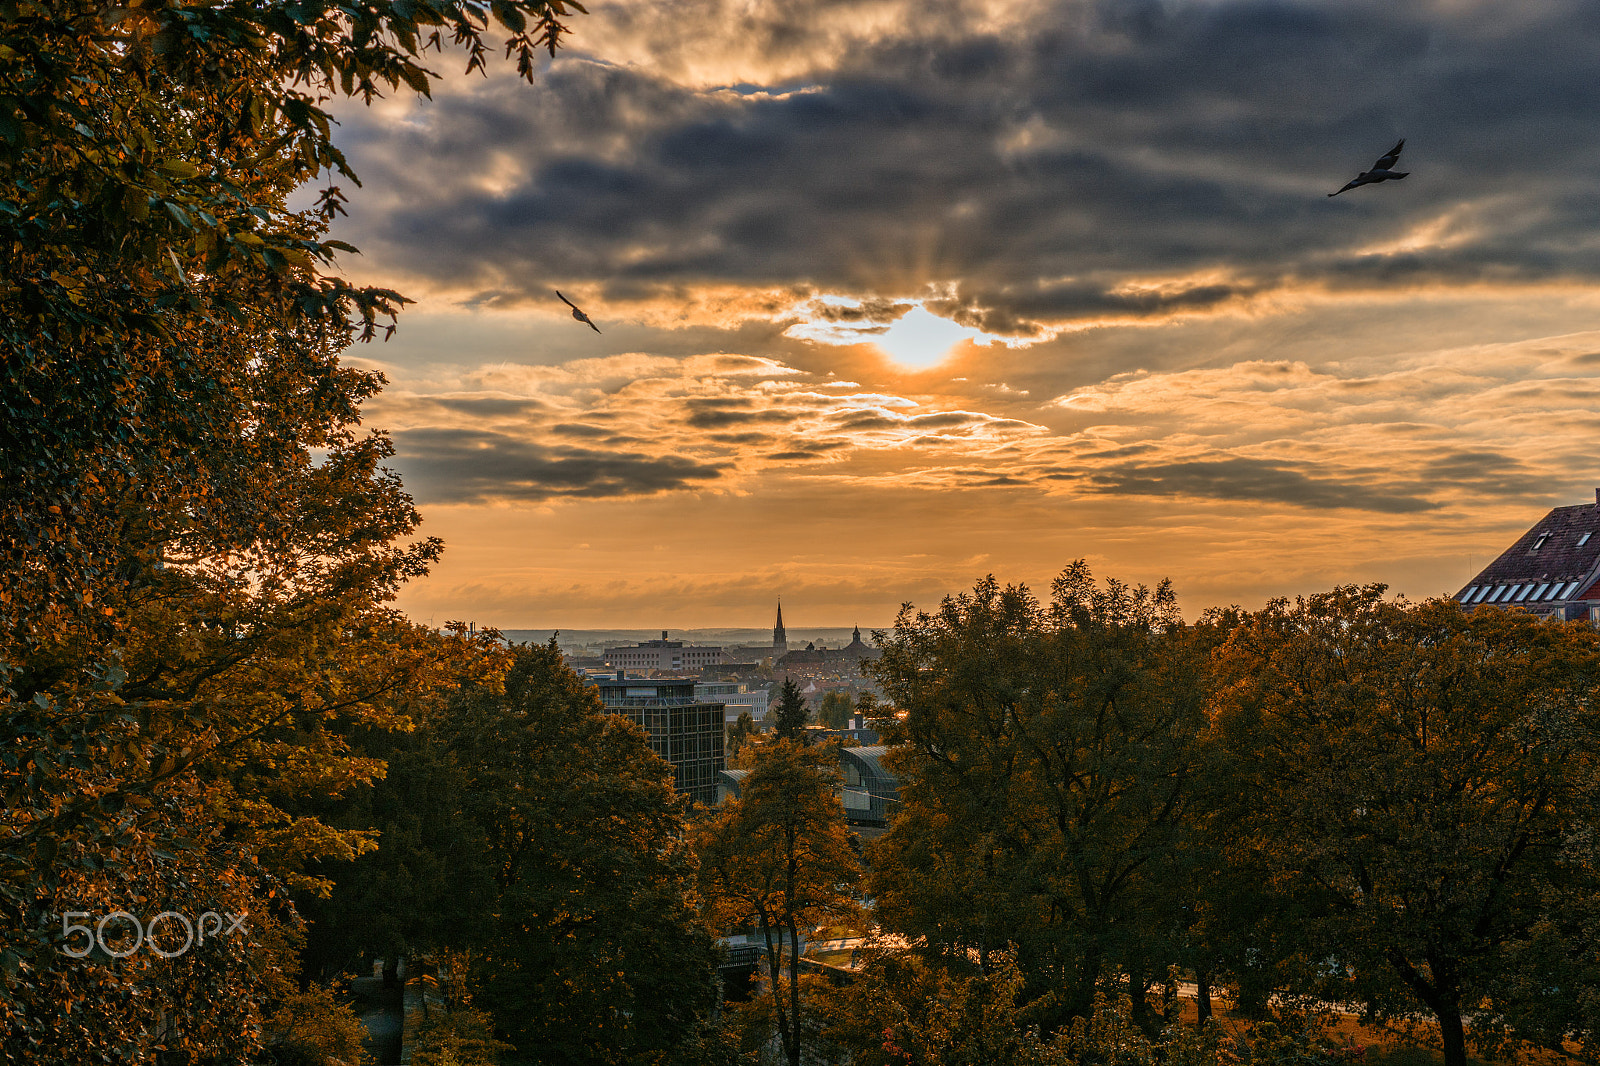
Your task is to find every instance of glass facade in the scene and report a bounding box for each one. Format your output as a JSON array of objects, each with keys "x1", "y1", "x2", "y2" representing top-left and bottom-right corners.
[{"x1": 595, "y1": 677, "x2": 726, "y2": 806}]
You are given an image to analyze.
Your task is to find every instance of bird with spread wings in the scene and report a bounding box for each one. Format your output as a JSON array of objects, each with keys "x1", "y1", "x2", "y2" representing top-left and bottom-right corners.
[
  {"x1": 557, "y1": 290, "x2": 602, "y2": 333},
  {"x1": 1329, "y1": 139, "x2": 1408, "y2": 196}
]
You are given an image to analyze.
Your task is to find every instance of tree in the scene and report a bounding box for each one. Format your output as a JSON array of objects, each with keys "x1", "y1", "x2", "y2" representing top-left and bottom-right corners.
[
  {"x1": 293, "y1": 695, "x2": 500, "y2": 987},
  {"x1": 1, "y1": 2, "x2": 590, "y2": 1054},
  {"x1": 1211, "y1": 586, "x2": 1600, "y2": 1066},
  {"x1": 866, "y1": 565, "x2": 1212, "y2": 1030},
  {"x1": 264, "y1": 983, "x2": 374, "y2": 1066},
  {"x1": 818, "y1": 689, "x2": 852, "y2": 730},
  {"x1": 695, "y1": 739, "x2": 862, "y2": 1066},
  {"x1": 2, "y1": 0, "x2": 583, "y2": 643},
  {"x1": 772, "y1": 677, "x2": 810, "y2": 738},
  {"x1": 437, "y1": 642, "x2": 720, "y2": 1065},
  {"x1": 727, "y1": 709, "x2": 758, "y2": 761},
  {"x1": 818, "y1": 948, "x2": 1038, "y2": 1066}
]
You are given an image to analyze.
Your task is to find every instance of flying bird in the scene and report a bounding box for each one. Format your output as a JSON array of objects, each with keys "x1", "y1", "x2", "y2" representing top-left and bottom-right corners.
[
  {"x1": 557, "y1": 290, "x2": 602, "y2": 333},
  {"x1": 1328, "y1": 139, "x2": 1408, "y2": 196}
]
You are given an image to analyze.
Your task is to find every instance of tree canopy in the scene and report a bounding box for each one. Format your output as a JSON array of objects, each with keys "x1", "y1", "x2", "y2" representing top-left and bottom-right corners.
[
  {"x1": 440, "y1": 642, "x2": 719, "y2": 1065},
  {"x1": 867, "y1": 564, "x2": 1213, "y2": 1029},
  {"x1": 1212, "y1": 586, "x2": 1600, "y2": 1066},
  {"x1": 1, "y1": 1, "x2": 590, "y2": 1059}
]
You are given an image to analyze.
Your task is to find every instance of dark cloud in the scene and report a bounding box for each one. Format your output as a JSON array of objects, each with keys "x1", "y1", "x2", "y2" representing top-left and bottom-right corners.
[
  {"x1": 684, "y1": 407, "x2": 796, "y2": 428},
  {"x1": 328, "y1": 0, "x2": 1600, "y2": 337},
  {"x1": 425, "y1": 397, "x2": 549, "y2": 416},
  {"x1": 1084, "y1": 457, "x2": 1436, "y2": 513},
  {"x1": 803, "y1": 297, "x2": 915, "y2": 323},
  {"x1": 392, "y1": 427, "x2": 729, "y2": 502}
]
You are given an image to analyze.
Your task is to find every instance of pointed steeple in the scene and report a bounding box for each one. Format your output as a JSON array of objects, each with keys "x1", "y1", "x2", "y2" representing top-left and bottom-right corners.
[{"x1": 772, "y1": 599, "x2": 788, "y2": 657}]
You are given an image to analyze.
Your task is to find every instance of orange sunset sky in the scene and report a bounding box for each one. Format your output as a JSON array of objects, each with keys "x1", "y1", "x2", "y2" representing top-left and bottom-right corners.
[{"x1": 312, "y1": 0, "x2": 1600, "y2": 629}]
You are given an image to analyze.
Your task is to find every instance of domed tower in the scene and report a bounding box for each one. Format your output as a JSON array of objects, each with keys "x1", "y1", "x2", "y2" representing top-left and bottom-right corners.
[{"x1": 772, "y1": 600, "x2": 789, "y2": 658}]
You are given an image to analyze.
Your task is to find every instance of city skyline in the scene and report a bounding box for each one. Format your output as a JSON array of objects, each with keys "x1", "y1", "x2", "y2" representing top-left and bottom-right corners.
[{"x1": 307, "y1": 0, "x2": 1600, "y2": 628}]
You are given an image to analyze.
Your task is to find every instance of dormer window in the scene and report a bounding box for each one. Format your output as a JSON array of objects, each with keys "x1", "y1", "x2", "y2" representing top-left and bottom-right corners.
[{"x1": 1532, "y1": 533, "x2": 1550, "y2": 551}]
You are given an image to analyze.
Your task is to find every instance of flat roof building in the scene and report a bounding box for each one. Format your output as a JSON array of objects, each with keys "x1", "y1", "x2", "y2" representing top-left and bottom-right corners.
[
  {"x1": 595, "y1": 674, "x2": 725, "y2": 806},
  {"x1": 604, "y1": 632, "x2": 727, "y2": 675},
  {"x1": 1455, "y1": 488, "x2": 1600, "y2": 624}
]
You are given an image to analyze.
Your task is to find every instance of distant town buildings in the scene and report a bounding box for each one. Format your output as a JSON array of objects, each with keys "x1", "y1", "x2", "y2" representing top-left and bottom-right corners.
[
  {"x1": 594, "y1": 674, "x2": 725, "y2": 806},
  {"x1": 1457, "y1": 488, "x2": 1600, "y2": 624},
  {"x1": 604, "y1": 632, "x2": 727, "y2": 673},
  {"x1": 776, "y1": 625, "x2": 880, "y2": 674}
]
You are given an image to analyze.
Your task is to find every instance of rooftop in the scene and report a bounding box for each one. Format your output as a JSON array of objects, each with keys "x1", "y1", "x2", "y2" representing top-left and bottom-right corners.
[{"x1": 1457, "y1": 490, "x2": 1600, "y2": 609}]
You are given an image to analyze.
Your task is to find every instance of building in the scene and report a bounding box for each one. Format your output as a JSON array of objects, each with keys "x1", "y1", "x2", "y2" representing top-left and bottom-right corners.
[
  {"x1": 694, "y1": 681, "x2": 769, "y2": 725},
  {"x1": 776, "y1": 626, "x2": 881, "y2": 674},
  {"x1": 603, "y1": 632, "x2": 727, "y2": 674},
  {"x1": 714, "y1": 741, "x2": 899, "y2": 825},
  {"x1": 595, "y1": 675, "x2": 725, "y2": 806},
  {"x1": 1456, "y1": 488, "x2": 1600, "y2": 624},
  {"x1": 772, "y1": 600, "x2": 788, "y2": 659},
  {"x1": 839, "y1": 745, "x2": 899, "y2": 825}
]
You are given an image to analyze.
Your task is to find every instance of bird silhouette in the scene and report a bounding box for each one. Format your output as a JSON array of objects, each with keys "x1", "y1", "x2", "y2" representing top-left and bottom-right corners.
[
  {"x1": 557, "y1": 290, "x2": 602, "y2": 333},
  {"x1": 1329, "y1": 139, "x2": 1408, "y2": 196}
]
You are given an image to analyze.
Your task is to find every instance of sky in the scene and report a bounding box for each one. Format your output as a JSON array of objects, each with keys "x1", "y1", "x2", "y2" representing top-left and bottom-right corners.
[{"x1": 317, "y1": 0, "x2": 1600, "y2": 629}]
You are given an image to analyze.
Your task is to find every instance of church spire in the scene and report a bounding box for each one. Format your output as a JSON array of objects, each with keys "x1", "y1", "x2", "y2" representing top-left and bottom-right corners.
[{"x1": 772, "y1": 599, "x2": 789, "y2": 657}]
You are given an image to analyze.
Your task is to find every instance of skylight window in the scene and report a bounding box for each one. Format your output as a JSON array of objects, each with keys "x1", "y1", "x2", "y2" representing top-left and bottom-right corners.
[
  {"x1": 1471, "y1": 586, "x2": 1491, "y2": 603},
  {"x1": 1459, "y1": 586, "x2": 1478, "y2": 602},
  {"x1": 1545, "y1": 582, "x2": 1564, "y2": 600},
  {"x1": 1532, "y1": 533, "x2": 1550, "y2": 551},
  {"x1": 1563, "y1": 580, "x2": 1582, "y2": 598},
  {"x1": 1532, "y1": 583, "x2": 1551, "y2": 600},
  {"x1": 1580, "y1": 532, "x2": 1592, "y2": 547},
  {"x1": 1515, "y1": 584, "x2": 1535, "y2": 601}
]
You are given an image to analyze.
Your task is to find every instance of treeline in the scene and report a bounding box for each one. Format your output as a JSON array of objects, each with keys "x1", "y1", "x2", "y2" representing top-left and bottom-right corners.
[{"x1": 858, "y1": 570, "x2": 1600, "y2": 1066}]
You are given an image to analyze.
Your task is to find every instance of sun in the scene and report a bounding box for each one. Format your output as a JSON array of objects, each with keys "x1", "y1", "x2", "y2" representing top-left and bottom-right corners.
[{"x1": 785, "y1": 297, "x2": 1014, "y2": 368}]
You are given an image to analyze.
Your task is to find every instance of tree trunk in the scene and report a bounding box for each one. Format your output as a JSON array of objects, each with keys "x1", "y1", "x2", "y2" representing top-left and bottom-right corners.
[
  {"x1": 1435, "y1": 1000, "x2": 1468, "y2": 1066},
  {"x1": 759, "y1": 917, "x2": 794, "y2": 1066},
  {"x1": 786, "y1": 916, "x2": 803, "y2": 1066},
  {"x1": 1129, "y1": 965, "x2": 1151, "y2": 1032},
  {"x1": 1195, "y1": 971, "x2": 1213, "y2": 1027}
]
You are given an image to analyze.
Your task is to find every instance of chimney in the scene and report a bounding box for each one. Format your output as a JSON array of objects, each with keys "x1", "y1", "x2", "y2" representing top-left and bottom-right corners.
[
  {"x1": 662, "y1": 630, "x2": 668, "y2": 640},
  {"x1": 1594, "y1": 487, "x2": 1599, "y2": 507}
]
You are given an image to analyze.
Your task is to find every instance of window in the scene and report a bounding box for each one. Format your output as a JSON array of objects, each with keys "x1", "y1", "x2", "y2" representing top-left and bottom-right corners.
[
  {"x1": 1471, "y1": 585, "x2": 1491, "y2": 603},
  {"x1": 1563, "y1": 580, "x2": 1583, "y2": 599},
  {"x1": 1459, "y1": 586, "x2": 1479, "y2": 602},
  {"x1": 1580, "y1": 532, "x2": 1592, "y2": 547},
  {"x1": 1532, "y1": 533, "x2": 1550, "y2": 551},
  {"x1": 1532, "y1": 582, "x2": 1551, "y2": 600},
  {"x1": 1515, "y1": 584, "x2": 1535, "y2": 601}
]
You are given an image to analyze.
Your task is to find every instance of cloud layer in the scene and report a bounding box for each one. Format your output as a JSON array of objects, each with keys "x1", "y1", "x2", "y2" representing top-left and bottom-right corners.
[
  {"x1": 312, "y1": 0, "x2": 1600, "y2": 623},
  {"x1": 335, "y1": 0, "x2": 1600, "y2": 336}
]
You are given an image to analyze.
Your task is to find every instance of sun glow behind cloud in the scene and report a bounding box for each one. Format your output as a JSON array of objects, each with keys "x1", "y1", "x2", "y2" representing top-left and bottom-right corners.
[{"x1": 785, "y1": 299, "x2": 1021, "y2": 367}]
